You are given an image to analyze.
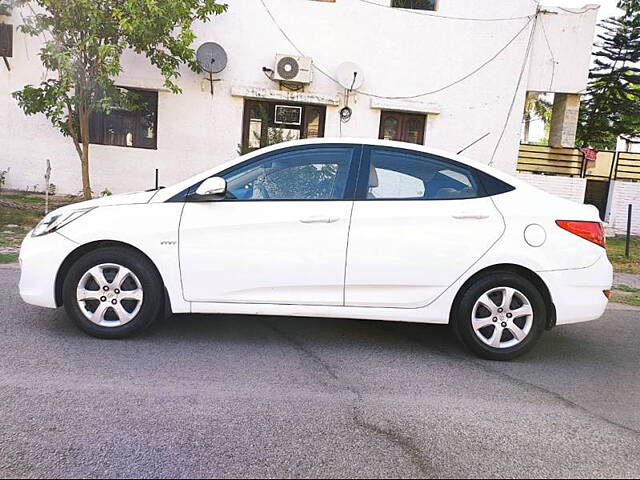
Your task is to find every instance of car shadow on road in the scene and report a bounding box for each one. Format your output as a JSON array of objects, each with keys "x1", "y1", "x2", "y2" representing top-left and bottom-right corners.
[{"x1": 44, "y1": 305, "x2": 628, "y2": 371}]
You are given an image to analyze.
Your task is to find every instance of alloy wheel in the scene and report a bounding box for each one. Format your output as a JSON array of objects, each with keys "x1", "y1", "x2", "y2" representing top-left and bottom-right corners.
[
  {"x1": 471, "y1": 286, "x2": 534, "y2": 349},
  {"x1": 76, "y1": 263, "x2": 144, "y2": 328}
]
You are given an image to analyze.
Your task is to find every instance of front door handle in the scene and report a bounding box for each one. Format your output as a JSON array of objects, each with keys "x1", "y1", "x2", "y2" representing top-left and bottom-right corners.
[
  {"x1": 299, "y1": 216, "x2": 340, "y2": 224},
  {"x1": 452, "y1": 213, "x2": 490, "y2": 220}
]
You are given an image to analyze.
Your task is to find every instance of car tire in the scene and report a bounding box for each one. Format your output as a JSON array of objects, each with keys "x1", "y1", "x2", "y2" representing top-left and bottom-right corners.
[
  {"x1": 62, "y1": 247, "x2": 163, "y2": 339},
  {"x1": 452, "y1": 271, "x2": 547, "y2": 361}
]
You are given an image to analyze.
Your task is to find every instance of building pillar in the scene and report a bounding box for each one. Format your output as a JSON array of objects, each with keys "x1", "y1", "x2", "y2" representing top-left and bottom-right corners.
[{"x1": 549, "y1": 93, "x2": 581, "y2": 148}]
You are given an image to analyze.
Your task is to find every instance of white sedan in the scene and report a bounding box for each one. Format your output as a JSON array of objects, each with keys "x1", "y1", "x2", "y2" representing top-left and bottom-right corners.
[{"x1": 19, "y1": 139, "x2": 613, "y2": 360}]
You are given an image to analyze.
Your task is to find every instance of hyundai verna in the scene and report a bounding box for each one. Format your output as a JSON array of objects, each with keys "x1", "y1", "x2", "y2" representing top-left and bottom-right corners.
[{"x1": 19, "y1": 139, "x2": 613, "y2": 360}]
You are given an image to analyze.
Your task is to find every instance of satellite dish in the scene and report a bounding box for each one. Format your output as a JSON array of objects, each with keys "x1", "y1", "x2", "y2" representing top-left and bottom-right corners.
[
  {"x1": 197, "y1": 42, "x2": 228, "y2": 74},
  {"x1": 336, "y1": 62, "x2": 365, "y2": 90}
]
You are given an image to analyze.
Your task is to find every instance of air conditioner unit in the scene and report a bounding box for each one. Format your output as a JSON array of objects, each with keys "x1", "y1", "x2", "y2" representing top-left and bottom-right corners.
[{"x1": 273, "y1": 54, "x2": 313, "y2": 84}]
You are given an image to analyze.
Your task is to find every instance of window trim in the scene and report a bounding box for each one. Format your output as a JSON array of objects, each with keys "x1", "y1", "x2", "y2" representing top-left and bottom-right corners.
[
  {"x1": 171, "y1": 144, "x2": 363, "y2": 203},
  {"x1": 354, "y1": 145, "x2": 491, "y2": 202}
]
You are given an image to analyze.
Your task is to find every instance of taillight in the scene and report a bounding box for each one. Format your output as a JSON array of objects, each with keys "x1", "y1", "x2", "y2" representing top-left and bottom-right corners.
[{"x1": 556, "y1": 220, "x2": 606, "y2": 248}]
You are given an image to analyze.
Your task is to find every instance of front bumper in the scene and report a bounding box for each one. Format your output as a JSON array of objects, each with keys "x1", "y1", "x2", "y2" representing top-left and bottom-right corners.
[
  {"x1": 539, "y1": 253, "x2": 613, "y2": 326},
  {"x1": 19, "y1": 232, "x2": 78, "y2": 308}
]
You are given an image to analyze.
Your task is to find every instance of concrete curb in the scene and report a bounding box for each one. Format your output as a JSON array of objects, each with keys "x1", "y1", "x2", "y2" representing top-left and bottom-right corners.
[
  {"x1": 0, "y1": 263, "x2": 19, "y2": 269},
  {"x1": 607, "y1": 302, "x2": 640, "y2": 312}
]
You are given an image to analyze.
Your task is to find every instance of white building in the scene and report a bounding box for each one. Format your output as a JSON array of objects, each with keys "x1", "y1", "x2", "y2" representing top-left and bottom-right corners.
[{"x1": 0, "y1": 0, "x2": 599, "y2": 195}]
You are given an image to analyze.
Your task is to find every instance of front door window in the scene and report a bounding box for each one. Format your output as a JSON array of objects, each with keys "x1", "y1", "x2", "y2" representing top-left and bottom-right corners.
[{"x1": 223, "y1": 147, "x2": 354, "y2": 201}]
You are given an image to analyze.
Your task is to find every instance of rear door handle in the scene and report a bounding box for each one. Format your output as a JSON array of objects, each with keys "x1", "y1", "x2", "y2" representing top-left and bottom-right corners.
[
  {"x1": 299, "y1": 216, "x2": 340, "y2": 224},
  {"x1": 452, "y1": 213, "x2": 490, "y2": 220}
]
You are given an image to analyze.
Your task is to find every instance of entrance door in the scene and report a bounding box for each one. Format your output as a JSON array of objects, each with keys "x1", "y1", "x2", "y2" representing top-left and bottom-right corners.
[
  {"x1": 584, "y1": 180, "x2": 611, "y2": 221},
  {"x1": 379, "y1": 111, "x2": 426, "y2": 145}
]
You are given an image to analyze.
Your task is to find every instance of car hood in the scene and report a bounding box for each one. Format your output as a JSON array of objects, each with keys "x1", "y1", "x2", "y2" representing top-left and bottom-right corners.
[{"x1": 65, "y1": 190, "x2": 158, "y2": 210}]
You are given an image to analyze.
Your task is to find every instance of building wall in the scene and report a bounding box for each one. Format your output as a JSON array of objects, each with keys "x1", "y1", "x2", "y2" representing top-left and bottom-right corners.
[
  {"x1": 516, "y1": 172, "x2": 587, "y2": 204},
  {"x1": 617, "y1": 137, "x2": 640, "y2": 153},
  {"x1": 606, "y1": 181, "x2": 640, "y2": 236},
  {"x1": 0, "y1": 0, "x2": 598, "y2": 195}
]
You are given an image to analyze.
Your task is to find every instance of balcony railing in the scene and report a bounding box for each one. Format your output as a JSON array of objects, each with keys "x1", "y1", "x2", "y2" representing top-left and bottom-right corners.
[{"x1": 517, "y1": 144, "x2": 640, "y2": 182}]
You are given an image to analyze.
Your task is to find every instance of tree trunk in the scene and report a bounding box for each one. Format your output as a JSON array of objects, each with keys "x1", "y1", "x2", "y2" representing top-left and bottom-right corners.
[{"x1": 78, "y1": 108, "x2": 92, "y2": 200}]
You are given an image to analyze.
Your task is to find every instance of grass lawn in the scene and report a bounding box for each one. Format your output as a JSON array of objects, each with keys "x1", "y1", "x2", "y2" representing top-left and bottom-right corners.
[
  {"x1": 607, "y1": 236, "x2": 640, "y2": 274},
  {"x1": 611, "y1": 286, "x2": 640, "y2": 307},
  {"x1": 0, "y1": 253, "x2": 19, "y2": 264},
  {"x1": 0, "y1": 191, "x2": 77, "y2": 263}
]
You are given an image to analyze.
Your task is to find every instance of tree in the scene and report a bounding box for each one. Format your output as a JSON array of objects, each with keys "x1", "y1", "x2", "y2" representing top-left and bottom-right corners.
[
  {"x1": 577, "y1": 2, "x2": 640, "y2": 149},
  {"x1": 12, "y1": 0, "x2": 227, "y2": 200},
  {"x1": 522, "y1": 92, "x2": 552, "y2": 145},
  {"x1": 0, "y1": 1, "x2": 15, "y2": 16}
]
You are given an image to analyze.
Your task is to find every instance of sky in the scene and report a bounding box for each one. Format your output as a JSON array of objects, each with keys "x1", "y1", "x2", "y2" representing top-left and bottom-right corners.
[{"x1": 542, "y1": 0, "x2": 622, "y2": 21}]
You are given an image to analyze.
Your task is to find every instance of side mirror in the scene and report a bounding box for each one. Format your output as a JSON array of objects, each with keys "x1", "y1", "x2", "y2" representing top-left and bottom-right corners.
[{"x1": 191, "y1": 177, "x2": 227, "y2": 201}]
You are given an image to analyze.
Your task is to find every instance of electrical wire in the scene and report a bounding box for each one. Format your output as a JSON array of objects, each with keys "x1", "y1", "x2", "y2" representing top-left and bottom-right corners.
[
  {"x1": 259, "y1": 0, "x2": 535, "y2": 100},
  {"x1": 355, "y1": 17, "x2": 534, "y2": 100},
  {"x1": 356, "y1": 0, "x2": 536, "y2": 22},
  {"x1": 259, "y1": 0, "x2": 548, "y2": 165},
  {"x1": 489, "y1": 14, "x2": 539, "y2": 166}
]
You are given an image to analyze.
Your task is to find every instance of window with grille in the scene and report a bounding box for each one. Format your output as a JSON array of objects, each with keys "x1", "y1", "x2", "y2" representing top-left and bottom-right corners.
[
  {"x1": 89, "y1": 88, "x2": 158, "y2": 150},
  {"x1": 241, "y1": 100, "x2": 326, "y2": 154},
  {"x1": 391, "y1": 0, "x2": 437, "y2": 11}
]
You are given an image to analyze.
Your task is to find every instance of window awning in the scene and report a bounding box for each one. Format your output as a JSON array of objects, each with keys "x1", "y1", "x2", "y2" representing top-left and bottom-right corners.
[
  {"x1": 232, "y1": 86, "x2": 340, "y2": 106},
  {"x1": 370, "y1": 98, "x2": 441, "y2": 115}
]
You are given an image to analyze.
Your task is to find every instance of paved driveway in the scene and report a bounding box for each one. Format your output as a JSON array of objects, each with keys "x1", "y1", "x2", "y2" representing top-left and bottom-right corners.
[{"x1": 1, "y1": 265, "x2": 639, "y2": 479}]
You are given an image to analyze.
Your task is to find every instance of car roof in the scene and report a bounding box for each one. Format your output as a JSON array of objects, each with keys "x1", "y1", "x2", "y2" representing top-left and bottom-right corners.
[{"x1": 152, "y1": 137, "x2": 530, "y2": 202}]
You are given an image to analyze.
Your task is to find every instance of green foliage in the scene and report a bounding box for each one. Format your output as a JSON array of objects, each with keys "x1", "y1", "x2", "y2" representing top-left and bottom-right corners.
[
  {"x1": 0, "y1": 0, "x2": 16, "y2": 16},
  {"x1": 522, "y1": 92, "x2": 552, "y2": 144},
  {"x1": 12, "y1": 0, "x2": 227, "y2": 198},
  {"x1": 607, "y1": 236, "x2": 640, "y2": 274},
  {"x1": 240, "y1": 104, "x2": 300, "y2": 155},
  {"x1": 577, "y1": 3, "x2": 640, "y2": 149}
]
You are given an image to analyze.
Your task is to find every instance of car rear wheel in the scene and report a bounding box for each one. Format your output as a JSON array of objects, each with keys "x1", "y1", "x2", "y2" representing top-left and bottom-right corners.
[
  {"x1": 453, "y1": 272, "x2": 547, "y2": 360},
  {"x1": 62, "y1": 247, "x2": 163, "y2": 339}
]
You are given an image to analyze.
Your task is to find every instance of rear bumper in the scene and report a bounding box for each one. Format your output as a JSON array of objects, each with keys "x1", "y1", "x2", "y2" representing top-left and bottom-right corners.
[
  {"x1": 538, "y1": 253, "x2": 613, "y2": 326},
  {"x1": 19, "y1": 232, "x2": 77, "y2": 309}
]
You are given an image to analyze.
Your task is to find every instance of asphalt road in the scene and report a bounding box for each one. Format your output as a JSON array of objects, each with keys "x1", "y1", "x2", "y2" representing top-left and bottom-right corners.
[{"x1": 1, "y1": 265, "x2": 639, "y2": 479}]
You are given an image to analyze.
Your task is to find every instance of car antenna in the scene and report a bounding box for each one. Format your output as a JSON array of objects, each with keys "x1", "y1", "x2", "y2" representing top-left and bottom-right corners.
[{"x1": 457, "y1": 132, "x2": 491, "y2": 155}]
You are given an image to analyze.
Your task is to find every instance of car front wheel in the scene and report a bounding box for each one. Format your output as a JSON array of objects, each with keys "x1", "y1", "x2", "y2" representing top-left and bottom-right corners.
[
  {"x1": 453, "y1": 272, "x2": 547, "y2": 360},
  {"x1": 62, "y1": 247, "x2": 163, "y2": 339}
]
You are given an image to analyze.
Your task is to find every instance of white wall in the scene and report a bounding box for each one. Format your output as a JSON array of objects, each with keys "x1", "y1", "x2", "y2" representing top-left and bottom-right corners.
[
  {"x1": 0, "y1": 0, "x2": 598, "y2": 195},
  {"x1": 516, "y1": 172, "x2": 587, "y2": 203},
  {"x1": 606, "y1": 181, "x2": 640, "y2": 236},
  {"x1": 527, "y1": 5, "x2": 598, "y2": 93},
  {"x1": 617, "y1": 137, "x2": 640, "y2": 153}
]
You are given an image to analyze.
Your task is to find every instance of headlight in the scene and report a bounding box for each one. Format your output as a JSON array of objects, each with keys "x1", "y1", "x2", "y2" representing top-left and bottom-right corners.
[{"x1": 32, "y1": 208, "x2": 95, "y2": 237}]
